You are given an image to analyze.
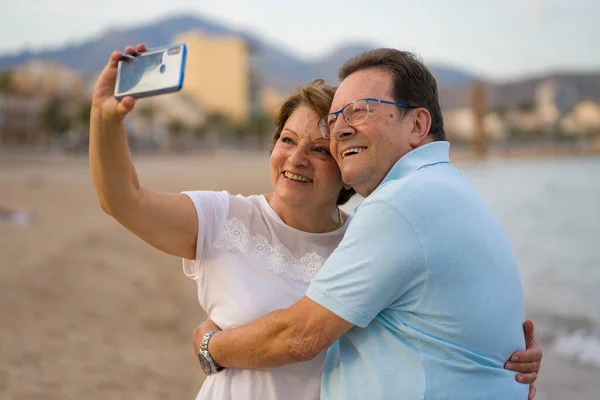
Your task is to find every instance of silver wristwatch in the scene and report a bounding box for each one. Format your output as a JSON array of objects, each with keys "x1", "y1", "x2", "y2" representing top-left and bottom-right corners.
[{"x1": 197, "y1": 330, "x2": 225, "y2": 375}]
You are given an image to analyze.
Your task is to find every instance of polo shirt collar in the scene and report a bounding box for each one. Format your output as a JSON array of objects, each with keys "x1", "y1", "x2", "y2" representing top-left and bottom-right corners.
[{"x1": 377, "y1": 141, "x2": 451, "y2": 189}]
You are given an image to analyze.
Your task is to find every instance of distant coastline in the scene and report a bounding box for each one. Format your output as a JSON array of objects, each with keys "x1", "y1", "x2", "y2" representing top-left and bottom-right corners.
[
  {"x1": 449, "y1": 139, "x2": 600, "y2": 163},
  {"x1": 2, "y1": 142, "x2": 599, "y2": 169}
]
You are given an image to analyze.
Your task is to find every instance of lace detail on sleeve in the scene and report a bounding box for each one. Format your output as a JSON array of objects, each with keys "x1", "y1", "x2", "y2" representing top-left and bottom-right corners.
[{"x1": 214, "y1": 218, "x2": 325, "y2": 283}]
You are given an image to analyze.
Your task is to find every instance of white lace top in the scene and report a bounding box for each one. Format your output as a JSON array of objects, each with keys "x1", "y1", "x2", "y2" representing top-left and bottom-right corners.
[{"x1": 182, "y1": 191, "x2": 351, "y2": 400}]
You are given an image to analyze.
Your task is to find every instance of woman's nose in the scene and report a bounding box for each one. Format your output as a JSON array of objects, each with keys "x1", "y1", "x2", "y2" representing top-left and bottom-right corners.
[{"x1": 288, "y1": 146, "x2": 309, "y2": 167}]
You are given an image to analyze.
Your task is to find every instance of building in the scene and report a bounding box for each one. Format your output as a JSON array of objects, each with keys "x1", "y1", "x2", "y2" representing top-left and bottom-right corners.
[
  {"x1": 535, "y1": 79, "x2": 578, "y2": 128},
  {"x1": 10, "y1": 60, "x2": 86, "y2": 99},
  {"x1": 173, "y1": 31, "x2": 261, "y2": 124},
  {"x1": 260, "y1": 87, "x2": 286, "y2": 116},
  {"x1": 443, "y1": 107, "x2": 507, "y2": 141},
  {"x1": 0, "y1": 93, "x2": 44, "y2": 147},
  {"x1": 0, "y1": 61, "x2": 87, "y2": 150},
  {"x1": 560, "y1": 100, "x2": 600, "y2": 136},
  {"x1": 125, "y1": 92, "x2": 207, "y2": 150}
]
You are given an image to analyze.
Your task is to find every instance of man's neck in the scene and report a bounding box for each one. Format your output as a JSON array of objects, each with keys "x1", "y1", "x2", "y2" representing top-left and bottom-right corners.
[
  {"x1": 353, "y1": 175, "x2": 387, "y2": 199},
  {"x1": 355, "y1": 140, "x2": 438, "y2": 198}
]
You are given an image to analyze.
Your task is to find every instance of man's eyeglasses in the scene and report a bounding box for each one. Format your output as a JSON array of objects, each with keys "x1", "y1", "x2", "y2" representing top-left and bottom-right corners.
[{"x1": 318, "y1": 98, "x2": 417, "y2": 139}]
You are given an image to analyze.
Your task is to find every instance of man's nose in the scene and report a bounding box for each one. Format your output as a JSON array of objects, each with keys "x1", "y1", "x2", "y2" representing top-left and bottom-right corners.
[{"x1": 331, "y1": 116, "x2": 356, "y2": 142}]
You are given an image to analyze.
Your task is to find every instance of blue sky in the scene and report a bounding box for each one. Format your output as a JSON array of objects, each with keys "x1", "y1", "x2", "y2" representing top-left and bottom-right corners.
[{"x1": 1, "y1": 0, "x2": 598, "y2": 80}]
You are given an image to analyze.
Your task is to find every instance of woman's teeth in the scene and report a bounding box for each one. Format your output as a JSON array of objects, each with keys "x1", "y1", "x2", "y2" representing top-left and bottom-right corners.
[{"x1": 284, "y1": 171, "x2": 312, "y2": 182}]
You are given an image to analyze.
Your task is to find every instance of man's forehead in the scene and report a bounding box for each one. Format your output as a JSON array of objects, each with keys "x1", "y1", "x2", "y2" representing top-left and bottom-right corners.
[{"x1": 331, "y1": 69, "x2": 392, "y2": 110}]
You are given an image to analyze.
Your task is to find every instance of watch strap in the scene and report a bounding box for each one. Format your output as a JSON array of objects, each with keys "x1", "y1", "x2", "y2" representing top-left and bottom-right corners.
[{"x1": 198, "y1": 330, "x2": 224, "y2": 374}]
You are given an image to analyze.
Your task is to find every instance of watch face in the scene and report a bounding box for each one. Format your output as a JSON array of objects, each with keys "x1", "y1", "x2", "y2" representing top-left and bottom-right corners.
[{"x1": 197, "y1": 351, "x2": 212, "y2": 374}]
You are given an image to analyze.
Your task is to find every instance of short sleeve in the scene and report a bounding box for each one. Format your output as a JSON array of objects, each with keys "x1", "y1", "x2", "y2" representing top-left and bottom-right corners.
[
  {"x1": 306, "y1": 200, "x2": 427, "y2": 327},
  {"x1": 181, "y1": 190, "x2": 230, "y2": 279}
]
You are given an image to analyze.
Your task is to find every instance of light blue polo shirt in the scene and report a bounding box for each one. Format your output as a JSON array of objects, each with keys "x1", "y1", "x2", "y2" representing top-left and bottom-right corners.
[{"x1": 306, "y1": 141, "x2": 528, "y2": 399}]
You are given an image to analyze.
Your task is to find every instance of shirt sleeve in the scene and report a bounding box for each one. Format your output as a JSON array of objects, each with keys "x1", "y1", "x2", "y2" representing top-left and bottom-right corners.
[
  {"x1": 306, "y1": 199, "x2": 427, "y2": 327},
  {"x1": 181, "y1": 190, "x2": 230, "y2": 279}
]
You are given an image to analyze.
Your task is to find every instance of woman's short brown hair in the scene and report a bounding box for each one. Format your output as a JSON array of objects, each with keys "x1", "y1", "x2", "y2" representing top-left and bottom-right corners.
[{"x1": 270, "y1": 79, "x2": 355, "y2": 205}]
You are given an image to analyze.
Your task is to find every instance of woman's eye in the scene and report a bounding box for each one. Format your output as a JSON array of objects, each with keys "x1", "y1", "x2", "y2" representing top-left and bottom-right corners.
[
  {"x1": 314, "y1": 147, "x2": 331, "y2": 155},
  {"x1": 281, "y1": 137, "x2": 294, "y2": 144}
]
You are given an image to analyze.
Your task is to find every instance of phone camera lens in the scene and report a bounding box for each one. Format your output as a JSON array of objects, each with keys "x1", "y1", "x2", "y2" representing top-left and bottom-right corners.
[{"x1": 160, "y1": 64, "x2": 166, "y2": 73}]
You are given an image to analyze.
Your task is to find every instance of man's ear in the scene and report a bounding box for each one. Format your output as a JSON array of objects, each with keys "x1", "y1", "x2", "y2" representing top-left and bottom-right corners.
[{"x1": 409, "y1": 108, "x2": 432, "y2": 148}]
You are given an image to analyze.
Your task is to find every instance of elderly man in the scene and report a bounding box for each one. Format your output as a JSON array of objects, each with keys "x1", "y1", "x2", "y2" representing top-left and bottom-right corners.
[{"x1": 193, "y1": 48, "x2": 542, "y2": 399}]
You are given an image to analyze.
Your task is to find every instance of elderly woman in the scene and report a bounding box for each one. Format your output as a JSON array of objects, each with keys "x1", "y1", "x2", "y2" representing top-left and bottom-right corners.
[{"x1": 89, "y1": 44, "x2": 541, "y2": 400}]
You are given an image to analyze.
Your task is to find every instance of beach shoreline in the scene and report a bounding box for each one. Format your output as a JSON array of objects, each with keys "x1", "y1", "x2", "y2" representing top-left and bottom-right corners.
[{"x1": 1, "y1": 153, "x2": 598, "y2": 399}]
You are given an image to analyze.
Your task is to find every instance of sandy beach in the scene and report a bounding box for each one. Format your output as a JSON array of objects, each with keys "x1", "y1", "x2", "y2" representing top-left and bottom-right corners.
[{"x1": 0, "y1": 152, "x2": 598, "y2": 399}]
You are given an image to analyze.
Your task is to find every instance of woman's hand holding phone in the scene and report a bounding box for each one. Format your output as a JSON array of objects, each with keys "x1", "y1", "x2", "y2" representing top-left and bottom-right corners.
[{"x1": 91, "y1": 43, "x2": 148, "y2": 125}]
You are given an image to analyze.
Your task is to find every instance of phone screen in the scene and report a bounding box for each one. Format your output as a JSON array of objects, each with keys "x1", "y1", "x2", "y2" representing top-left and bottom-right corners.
[{"x1": 117, "y1": 52, "x2": 165, "y2": 93}]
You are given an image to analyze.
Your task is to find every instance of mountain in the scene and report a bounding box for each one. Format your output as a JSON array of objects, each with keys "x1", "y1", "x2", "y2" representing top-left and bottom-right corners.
[
  {"x1": 438, "y1": 72, "x2": 600, "y2": 110},
  {"x1": 0, "y1": 15, "x2": 251, "y2": 79},
  {"x1": 0, "y1": 14, "x2": 480, "y2": 93},
  {"x1": 310, "y1": 44, "x2": 482, "y2": 87},
  {"x1": 309, "y1": 43, "x2": 380, "y2": 84},
  {"x1": 429, "y1": 66, "x2": 481, "y2": 87},
  {"x1": 490, "y1": 73, "x2": 600, "y2": 106}
]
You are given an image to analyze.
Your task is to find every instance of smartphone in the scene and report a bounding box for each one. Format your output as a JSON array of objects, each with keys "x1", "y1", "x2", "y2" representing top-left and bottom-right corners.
[{"x1": 114, "y1": 43, "x2": 187, "y2": 101}]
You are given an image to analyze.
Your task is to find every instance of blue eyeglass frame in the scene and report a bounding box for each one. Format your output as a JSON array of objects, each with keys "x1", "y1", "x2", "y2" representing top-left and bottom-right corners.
[{"x1": 318, "y1": 97, "x2": 417, "y2": 138}]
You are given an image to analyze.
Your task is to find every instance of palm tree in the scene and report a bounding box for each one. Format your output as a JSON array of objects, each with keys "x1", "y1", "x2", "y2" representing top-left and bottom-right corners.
[
  {"x1": 0, "y1": 72, "x2": 13, "y2": 93},
  {"x1": 37, "y1": 97, "x2": 71, "y2": 149},
  {"x1": 167, "y1": 118, "x2": 188, "y2": 152},
  {"x1": 71, "y1": 100, "x2": 93, "y2": 152},
  {"x1": 203, "y1": 112, "x2": 233, "y2": 148},
  {"x1": 246, "y1": 111, "x2": 274, "y2": 147},
  {"x1": 137, "y1": 105, "x2": 154, "y2": 125}
]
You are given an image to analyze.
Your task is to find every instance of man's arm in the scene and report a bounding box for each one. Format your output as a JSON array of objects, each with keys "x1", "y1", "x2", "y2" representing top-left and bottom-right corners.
[
  {"x1": 193, "y1": 200, "x2": 421, "y2": 369},
  {"x1": 196, "y1": 296, "x2": 353, "y2": 369},
  {"x1": 194, "y1": 200, "x2": 416, "y2": 368}
]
